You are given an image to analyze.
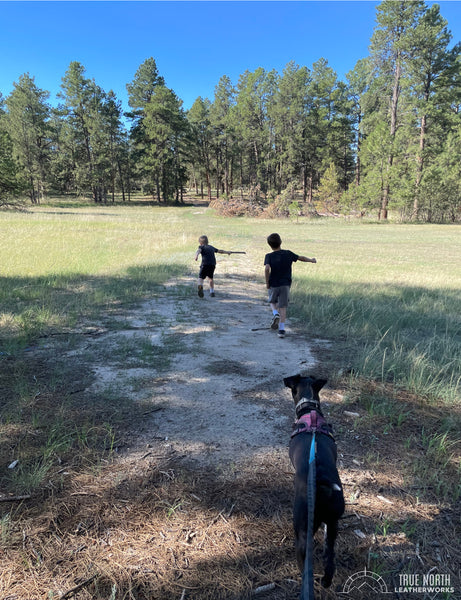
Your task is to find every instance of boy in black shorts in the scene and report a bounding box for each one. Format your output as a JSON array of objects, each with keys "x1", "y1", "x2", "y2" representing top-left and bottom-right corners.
[
  {"x1": 195, "y1": 235, "x2": 232, "y2": 297},
  {"x1": 264, "y1": 233, "x2": 316, "y2": 337}
]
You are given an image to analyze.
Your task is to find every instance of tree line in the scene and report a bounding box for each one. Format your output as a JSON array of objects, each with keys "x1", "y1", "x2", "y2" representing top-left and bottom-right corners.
[{"x1": 1, "y1": 0, "x2": 460, "y2": 221}]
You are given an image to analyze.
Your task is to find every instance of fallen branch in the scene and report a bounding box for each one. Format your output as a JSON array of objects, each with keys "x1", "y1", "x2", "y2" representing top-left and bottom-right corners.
[
  {"x1": 252, "y1": 582, "x2": 276, "y2": 595},
  {"x1": 38, "y1": 328, "x2": 107, "y2": 339},
  {"x1": 0, "y1": 494, "x2": 31, "y2": 503},
  {"x1": 344, "y1": 411, "x2": 360, "y2": 418},
  {"x1": 142, "y1": 406, "x2": 164, "y2": 416},
  {"x1": 60, "y1": 575, "x2": 96, "y2": 599}
]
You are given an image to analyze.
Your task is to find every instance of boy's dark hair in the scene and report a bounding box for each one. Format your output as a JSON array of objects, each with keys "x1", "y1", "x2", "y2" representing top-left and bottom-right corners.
[
  {"x1": 199, "y1": 235, "x2": 209, "y2": 245},
  {"x1": 267, "y1": 233, "x2": 282, "y2": 249}
]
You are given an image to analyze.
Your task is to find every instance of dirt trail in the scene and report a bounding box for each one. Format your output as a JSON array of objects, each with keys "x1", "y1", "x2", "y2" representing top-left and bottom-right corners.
[{"x1": 85, "y1": 261, "x2": 327, "y2": 472}]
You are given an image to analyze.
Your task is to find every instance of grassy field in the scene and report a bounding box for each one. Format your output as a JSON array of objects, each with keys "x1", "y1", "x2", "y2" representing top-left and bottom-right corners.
[
  {"x1": 2, "y1": 201, "x2": 460, "y2": 401},
  {"x1": 1, "y1": 199, "x2": 460, "y2": 598}
]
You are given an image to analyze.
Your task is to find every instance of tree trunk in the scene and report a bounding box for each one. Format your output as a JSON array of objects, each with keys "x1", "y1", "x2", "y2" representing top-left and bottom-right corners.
[
  {"x1": 302, "y1": 165, "x2": 308, "y2": 203},
  {"x1": 192, "y1": 169, "x2": 198, "y2": 195},
  {"x1": 355, "y1": 112, "x2": 362, "y2": 186},
  {"x1": 156, "y1": 176, "x2": 161, "y2": 203},
  {"x1": 29, "y1": 177, "x2": 37, "y2": 204},
  {"x1": 117, "y1": 160, "x2": 126, "y2": 202},
  {"x1": 253, "y1": 140, "x2": 259, "y2": 185},
  {"x1": 224, "y1": 145, "x2": 230, "y2": 196},
  {"x1": 215, "y1": 149, "x2": 220, "y2": 198},
  {"x1": 381, "y1": 53, "x2": 402, "y2": 220},
  {"x1": 205, "y1": 170, "x2": 212, "y2": 201},
  {"x1": 308, "y1": 175, "x2": 313, "y2": 205},
  {"x1": 413, "y1": 112, "x2": 427, "y2": 219},
  {"x1": 229, "y1": 155, "x2": 234, "y2": 198}
]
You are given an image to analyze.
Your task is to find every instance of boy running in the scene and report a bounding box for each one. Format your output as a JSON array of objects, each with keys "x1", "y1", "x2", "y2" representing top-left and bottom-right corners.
[
  {"x1": 195, "y1": 235, "x2": 232, "y2": 297},
  {"x1": 264, "y1": 233, "x2": 316, "y2": 338}
]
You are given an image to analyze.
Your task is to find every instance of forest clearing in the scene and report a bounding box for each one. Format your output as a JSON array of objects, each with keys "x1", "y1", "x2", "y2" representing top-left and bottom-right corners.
[
  {"x1": 0, "y1": 201, "x2": 460, "y2": 599},
  {"x1": 2, "y1": 2, "x2": 461, "y2": 223}
]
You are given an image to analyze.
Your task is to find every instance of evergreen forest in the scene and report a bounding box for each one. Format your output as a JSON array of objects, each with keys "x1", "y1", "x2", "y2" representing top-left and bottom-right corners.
[{"x1": 1, "y1": 0, "x2": 460, "y2": 222}]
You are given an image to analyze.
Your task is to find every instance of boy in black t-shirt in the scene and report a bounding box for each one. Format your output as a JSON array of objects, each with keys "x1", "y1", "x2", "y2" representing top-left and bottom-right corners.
[
  {"x1": 195, "y1": 235, "x2": 232, "y2": 297},
  {"x1": 264, "y1": 233, "x2": 316, "y2": 337}
]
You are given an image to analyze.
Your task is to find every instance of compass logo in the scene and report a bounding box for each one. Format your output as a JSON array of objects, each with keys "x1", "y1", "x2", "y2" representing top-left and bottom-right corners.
[{"x1": 341, "y1": 569, "x2": 392, "y2": 597}]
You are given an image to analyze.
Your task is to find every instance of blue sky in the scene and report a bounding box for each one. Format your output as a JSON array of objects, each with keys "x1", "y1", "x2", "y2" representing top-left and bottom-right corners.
[{"x1": 1, "y1": 1, "x2": 460, "y2": 112}]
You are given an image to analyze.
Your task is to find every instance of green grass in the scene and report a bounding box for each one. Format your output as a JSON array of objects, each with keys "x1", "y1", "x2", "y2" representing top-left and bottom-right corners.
[
  {"x1": 0, "y1": 206, "x2": 193, "y2": 349},
  {"x1": 289, "y1": 222, "x2": 461, "y2": 404}
]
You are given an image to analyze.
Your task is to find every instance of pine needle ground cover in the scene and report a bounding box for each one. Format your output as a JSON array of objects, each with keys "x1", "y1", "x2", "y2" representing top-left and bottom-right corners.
[{"x1": 0, "y1": 202, "x2": 460, "y2": 599}]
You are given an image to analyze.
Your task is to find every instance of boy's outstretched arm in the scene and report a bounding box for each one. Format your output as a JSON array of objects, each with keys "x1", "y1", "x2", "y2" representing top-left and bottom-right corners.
[
  {"x1": 216, "y1": 249, "x2": 232, "y2": 255},
  {"x1": 195, "y1": 249, "x2": 200, "y2": 261},
  {"x1": 298, "y1": 255, "x2": 317, "y2": 263}
]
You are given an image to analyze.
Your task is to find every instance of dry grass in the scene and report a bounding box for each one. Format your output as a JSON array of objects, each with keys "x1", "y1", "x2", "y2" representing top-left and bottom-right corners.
[
  {"x1": 1, "y1": 454, "x2": 297, "y2": 600},
  {"x1": 1, "y1": 372, "x2": 460, "y2": 599}
]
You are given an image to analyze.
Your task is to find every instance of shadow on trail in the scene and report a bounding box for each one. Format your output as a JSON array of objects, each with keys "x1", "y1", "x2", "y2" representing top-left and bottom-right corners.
[{"x1": 0, "y1": 262, "x2": 187, "y2": 350}]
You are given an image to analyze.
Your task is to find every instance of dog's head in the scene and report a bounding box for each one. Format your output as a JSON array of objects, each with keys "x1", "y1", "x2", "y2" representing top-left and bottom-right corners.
[{"x1": 284, "y1": 374, "x2": 327, "y2": 415}]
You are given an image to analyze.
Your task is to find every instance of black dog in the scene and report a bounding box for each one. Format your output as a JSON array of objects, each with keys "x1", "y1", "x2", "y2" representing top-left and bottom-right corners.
[{"x1": 284, "y1": 374, "x2": 344, "y2": 589}]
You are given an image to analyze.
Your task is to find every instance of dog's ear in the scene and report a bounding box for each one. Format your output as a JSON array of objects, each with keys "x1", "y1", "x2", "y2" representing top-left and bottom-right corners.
[
  {"x1": 284, "y1": 374, "x2": 301, "y2": 389},
  {"x1": 312, "y1": 378, "x2": 327, "y2": 393}
]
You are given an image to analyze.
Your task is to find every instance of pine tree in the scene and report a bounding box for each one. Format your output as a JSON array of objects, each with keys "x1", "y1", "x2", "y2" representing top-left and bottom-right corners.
[
  {"x1": 234, "y1": 68, "x2": 278, "y2": 197},
  {"x1": 126, "y1": 58, "x2": 165, "y2": 193},
  {"x1": 126, "y1": 57, "x2": 164, "y2": 116},
  {"x1": 56, "y1": 62, "x2": 127, "y2": 202},
  {"x1": 4, "y1": 73, "x2": 51, "y2": 203},
  {"x1": 305, "y1": 58, "x2": 343, "y2": 205},
  {"x1": 270, "y1": 61, "x2": 311, "y2": 197},
  {"x1": 143, "y1": 86, "x2": 188, "y2": 202},
  {"x1": 58, "y1": 62, "x2": 97, "y2": 199},
  {"x1": 0, "y1": 94, "x2": 23, "y2": 205},
  {"x1": 209, "y1": 75, "x2": 236, "y2": 197},
  {"x1": 406, "y1": 3, "x2": 461, "y2": 219},
  {"x1": 188, "y1": 97, "x2": 213, "y2": 200},
  {"x1": 316, "y1": 162, "x2": 342, "y2": 214},
  {"x1": 367, "y1": 0, "x2": 425, "y2": 219},
  {"x1": 346, "y1": 58, "x2": 371, "y2": 187}
]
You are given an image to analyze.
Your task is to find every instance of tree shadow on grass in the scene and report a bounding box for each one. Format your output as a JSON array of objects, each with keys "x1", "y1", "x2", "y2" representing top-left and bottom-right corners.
[{"x1": 0, "y1": 262, "x2": 187, "y2": 349}]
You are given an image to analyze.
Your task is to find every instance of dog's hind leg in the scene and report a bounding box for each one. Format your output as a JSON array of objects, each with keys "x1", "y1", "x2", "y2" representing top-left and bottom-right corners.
[
  {"x1": 321, "y1": 519, "x2": 338, "y2": 588},
  {"x1": 295, "y1": 527, "x2": 307, "y2": 573}
]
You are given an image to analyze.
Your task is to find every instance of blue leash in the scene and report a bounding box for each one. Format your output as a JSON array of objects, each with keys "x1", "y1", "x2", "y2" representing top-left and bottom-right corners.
[{"x1": 300, "y1": 433, "x2": 316, "y2": 600}]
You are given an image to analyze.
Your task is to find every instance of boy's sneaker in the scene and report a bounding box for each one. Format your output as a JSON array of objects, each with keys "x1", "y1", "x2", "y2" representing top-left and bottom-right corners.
[
  {"x1": 198, "y1": 285, "x2": 204, "y2": 298},
  {"x1": 270, "y1": 313, "x2": 280, "y2": 330},
  {"x1": 278, "y1": 329, "x2": 285, "y2": 338},
  {"x1": 210, "y1": 292, "x2": 215, "y2": 297}
]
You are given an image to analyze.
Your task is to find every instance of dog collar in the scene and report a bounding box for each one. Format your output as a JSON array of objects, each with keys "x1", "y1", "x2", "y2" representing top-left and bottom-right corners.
[{"x1": 295, "y1": 397, "x2": 320, "y2": 414}]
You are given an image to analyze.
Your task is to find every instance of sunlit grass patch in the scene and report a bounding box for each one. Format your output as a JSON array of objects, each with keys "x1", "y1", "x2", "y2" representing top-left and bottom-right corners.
[{"x1": 291, "y1": 270, "x2": 460, "y2": 404}]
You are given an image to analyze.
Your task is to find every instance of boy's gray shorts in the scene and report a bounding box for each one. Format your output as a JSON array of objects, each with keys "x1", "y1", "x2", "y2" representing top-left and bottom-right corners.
[{"x1": 268, "y1": 285, "x2": 290, "y2": 308}]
